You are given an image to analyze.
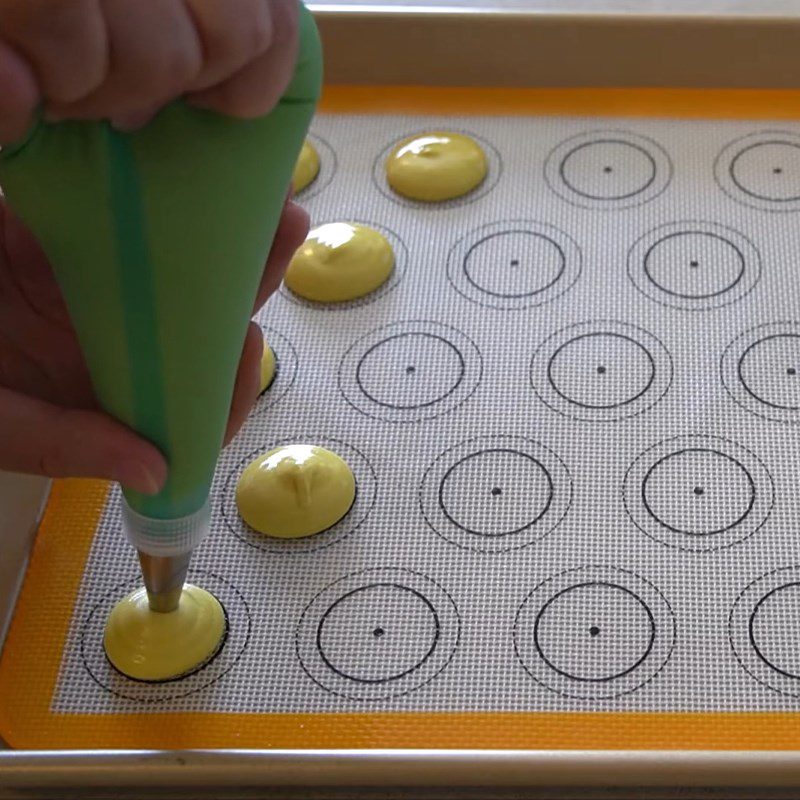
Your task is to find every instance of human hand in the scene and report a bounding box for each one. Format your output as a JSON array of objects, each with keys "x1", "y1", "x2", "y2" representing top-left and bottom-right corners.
[
  {"x1": 0, "y1": 198, "x2": 308, "y2": 492},
  {"x1": 0, "y1": 0, "x2": 299, "y2": 142}
]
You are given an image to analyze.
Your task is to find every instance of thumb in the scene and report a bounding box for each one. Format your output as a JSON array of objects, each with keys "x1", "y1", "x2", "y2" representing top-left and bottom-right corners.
[{"x1": 0, "y1": 386, "x2": 167, "y2": 494}]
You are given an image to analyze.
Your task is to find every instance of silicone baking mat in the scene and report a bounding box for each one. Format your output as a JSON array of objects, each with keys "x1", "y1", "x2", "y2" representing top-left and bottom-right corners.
[{"x1": 6, "y1": 89, "x2": 800, "y2": 750}]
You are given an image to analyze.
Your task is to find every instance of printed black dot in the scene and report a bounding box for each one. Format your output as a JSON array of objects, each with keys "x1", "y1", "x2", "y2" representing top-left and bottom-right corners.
[
  {"x1": 690, "y1": 260, "x2": 699, "y2": 268},
  {"x1": 788, "y1": 367, "x2": 796, "y2": 376},
  {"x1": 596, "y1": 365, "x2": 607, "y2": 375},
  {"x1": 693, "y1": 487, "x2": 705, "y2": 496},
  {"x1": 373, "y1": 627, "x2": 385, "y2": 638},
  {"x1": 510, "y1": 259, "x2": 520, "y2": 267},
  {"x1": 603, "y1": 166, "x2": 613, "y2": 173},
  {"x1": 774, "y1": 167, "x2": 784, "y2": 174},
  {"x1": 405, "y1": 365, "x2": 416, "y2": 375},
  {"x1": 491, "y1": 487, "x2": 502, "y2": 496},
  {"x1": 589, "y1": 626, "x2": 601, "y2": 637}
]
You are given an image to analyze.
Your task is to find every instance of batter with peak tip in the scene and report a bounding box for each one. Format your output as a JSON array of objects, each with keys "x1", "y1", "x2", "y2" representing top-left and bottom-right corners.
[
  {"x1": 285, "y1": 222, "x2": 394, "y2": 303},
  {"x1": 236, "y1": 444, "x2": 356, "y2": 538},
  {"x1": 104, "y1": 584, "x2": 226, "y2": 682},
  {"x1": 386, "y1": 131, "x2": 487, "y2": 202}
]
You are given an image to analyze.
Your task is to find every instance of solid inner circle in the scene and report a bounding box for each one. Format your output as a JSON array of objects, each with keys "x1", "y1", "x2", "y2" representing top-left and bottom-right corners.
[
  {"x1": 548, "y1": 332, "x2": 655, "y2": 409},
  {"x1": 730, "y1": 141, "x2": 800, "y2": 201},
  {"x1": 355, "y1": 332, "x2": 465, "y2": 410},
  {"x1": 440, "y1": 449, "x2": 553, "y2": 537},
  {"x1": 739, "y1": 334, "x2": 800, "y2": 411},
  {"x1": 642, "y1": 448, "x2": 755, "y2": 536},
  {"x1": 559, "y1": 140, "x2": 657, "y2": 200},
  {"x1": 533, "y1": 582, "x2": 655, "y2": 682},
  {"x1": 643, "y1": 231, "x2": 745, "y2": 300},
  {"x1": 317, "y1": 584, "x2": 440, "y2": 683},
  {"x1": 463, "y1": 231, "x2": 566, "y2": 299},
  {"x1": 750, "y1": 583, "x2": 800, "y2": 679}
]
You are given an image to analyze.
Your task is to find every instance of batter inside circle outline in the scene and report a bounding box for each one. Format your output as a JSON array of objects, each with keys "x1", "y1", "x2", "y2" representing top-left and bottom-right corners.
[
  {"x1": 730, "y1": 140, "x2": 800, "y2": 202},
  {"x1": 532, "y1": 581, "x2": 656, "y2": 683},
  {"x1": 315, "y1": 582, "x2": 441, "y2": 684},
  {"x1": 641, "y1": 447, "x2": 756, "y2": 536},
  {"x1": 642, "y1": 231, "x2": 746, "y2": 300},
  {"x1": 462, "y1": 230, "x2": 566, "y2": 299},
  {"x1": 737, "y1": 333, "x2": 800, "y2": 411},
  {"x1": 78, "y1": 571, "x2": 251, "y2": 703},
  {"x1": 558, "y1": 139, "x2": 657, "y2": 200},
  {"x1": 355, "y1": 332, "x2": 466, "y2": 410},
  {"x1": 438, "y1": 448, "x2": 555, "y2": 537},
  {"x1": 547, "y1": 332, "x2": 656, "y2": 410}
]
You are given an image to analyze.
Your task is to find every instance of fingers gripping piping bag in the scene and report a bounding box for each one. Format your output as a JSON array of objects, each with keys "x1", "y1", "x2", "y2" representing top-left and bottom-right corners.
[{"x1": 0, "y1": 5, "x2": 322, "y2": 611}]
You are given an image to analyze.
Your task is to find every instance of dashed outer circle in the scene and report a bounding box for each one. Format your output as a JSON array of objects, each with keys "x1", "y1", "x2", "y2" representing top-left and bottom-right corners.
[
  {"x1": 628, "y1": 222, "x2": 761, "y2": 311},
  {"x1": 544, "y1": 130, "x2": 672, "y2": 209},
  {"x1": 338, "y1": 320, "x2": 483, "y2": 423},
  {"x1": 250, "y1": 325, "x2": 298, "y2": 412},
  {"x1": 420, "y1": 435, "x2": 572, "y2": 553},
  {"x1": 514, "y1": 566, "x2": 675, "y2": 699},
  {"x1": 722, "y1": 322, "x2": 800, "y2": 424},
  {"x1": 279, "y1": 220, "x2": 408, "y2": 310},
  {"x1": 372, "y1": 129, "x2": 503, "y2": 209},
  {"x1": 80, "y1": 570, "x2": 251, "y2": 703},
  {"x1": 730, "y1": 566, "x2": 800, "y2": 697},
  {"x1": 220, "y1": 437, "x2": 377, "y2": 554},
  {"x1": 623, "y1": 435, "x2": 774, "y2": 552},
  {"x1": 715, "y1": 131, "x2": 800, "y2": 212},
  {"x1": 296, "y1": 567, "x2": 461, "y2": 700},
  {"x1": 295, "y1": 131, "x2": 337, "y2": 202},
  {"x1": 530, "y1": 320, "x2": 672, "y2": 422},
  {"x1": 446, "y1": 220, "x2": 582, "y2": 310}
]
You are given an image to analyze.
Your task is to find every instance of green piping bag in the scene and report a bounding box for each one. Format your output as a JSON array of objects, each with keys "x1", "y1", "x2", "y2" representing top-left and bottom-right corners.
[{"x1": 0, "y1": 4, "x2": 322, "y2": 600}]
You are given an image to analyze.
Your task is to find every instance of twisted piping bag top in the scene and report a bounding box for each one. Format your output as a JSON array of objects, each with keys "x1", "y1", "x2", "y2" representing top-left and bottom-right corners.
[{"x1": 0, "y1": 5, "x2": 322, "y2": 554}]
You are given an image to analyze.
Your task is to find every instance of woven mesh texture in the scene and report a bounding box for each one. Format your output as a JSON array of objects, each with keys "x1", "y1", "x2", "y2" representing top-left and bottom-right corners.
[{"x1": 51, "y1": 115, "x2": 800, "y2": 715}]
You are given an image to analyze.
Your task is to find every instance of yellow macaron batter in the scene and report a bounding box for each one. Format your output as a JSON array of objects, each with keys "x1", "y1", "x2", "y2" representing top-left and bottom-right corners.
[
  {"x1": 292, "y1": 138, "x2": 321, "y2": 194},
  {"x1": 386, "y1": 131, "x2": 487, "y2": 201},
  {"x1": 284, "y1": 222, "x2": 394, "y2": 302},
  {"x1": 260, "y1": 340, "x2": 276, "y2": 393},
  {"x1": 103, "y1": 584, "x2": 226, "y2": 682},
  {"x1": 236, "y1": 444, "x2": 355, "y2": 538}
]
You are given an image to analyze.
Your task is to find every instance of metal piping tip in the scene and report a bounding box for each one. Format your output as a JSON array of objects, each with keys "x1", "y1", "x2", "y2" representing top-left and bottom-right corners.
[{"x1": 137, "y1": 550, "x2": 191, "y2": 613}]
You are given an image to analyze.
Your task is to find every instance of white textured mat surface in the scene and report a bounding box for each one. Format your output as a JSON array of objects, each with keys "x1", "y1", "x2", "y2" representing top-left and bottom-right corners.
[{"x1": 53, "y1": 114, "x2": 800, "y2": 715}]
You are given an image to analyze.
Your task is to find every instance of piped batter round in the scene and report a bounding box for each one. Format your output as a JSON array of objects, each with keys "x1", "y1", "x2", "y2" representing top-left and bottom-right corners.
[
  {"x1": 103, "y1": 584, "x2": 226, "y2": 682},
  {"x1": 260, "y1": 340, "x2": 277, "y2": 393},
  {"x1": 284, "y1": 222, "x2": 394, "y2": 303},
  {"x1": 292, "y1": 138, "x2": 320, "y2": 194},
  {"x1": 236, "y1": 444, "x2": 356, "y2": 538},
  {"x1": 386, "y1": 131, "x2": 487, "y2": 202}
]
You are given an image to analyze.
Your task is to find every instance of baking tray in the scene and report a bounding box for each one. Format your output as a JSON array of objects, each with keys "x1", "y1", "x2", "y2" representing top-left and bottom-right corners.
[{"x1": 5, "y1": 2, "x2": 800, "y2": 797}]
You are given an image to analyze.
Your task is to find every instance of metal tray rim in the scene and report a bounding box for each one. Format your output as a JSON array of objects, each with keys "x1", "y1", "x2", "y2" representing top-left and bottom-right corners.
[{"x1": 4, "y1": 749, "x2": 800, "y2": 789}]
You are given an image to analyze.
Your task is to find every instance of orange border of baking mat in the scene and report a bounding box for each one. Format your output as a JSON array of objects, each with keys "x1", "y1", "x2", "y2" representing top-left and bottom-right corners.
[{"x1": 5, "y1": 86, "x2": 800, "y2": 751}]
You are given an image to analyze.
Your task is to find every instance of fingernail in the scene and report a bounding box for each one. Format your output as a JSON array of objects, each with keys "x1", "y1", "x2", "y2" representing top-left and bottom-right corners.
[{"x1": 116, "y1": 461, "x2": 164, "y2": 495}]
